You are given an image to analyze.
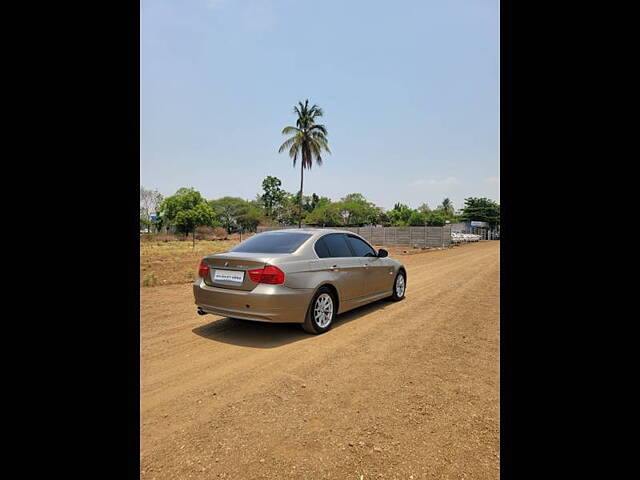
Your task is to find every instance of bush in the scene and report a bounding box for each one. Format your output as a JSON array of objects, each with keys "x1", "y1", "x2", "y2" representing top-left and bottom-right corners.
[
  {"x1": 427, "y1": 212, "x2": 447, "y2": 226},
  {"x1": 257, "y1": 218, "x2": 280, "y2": 227},
  {"x1": 140, "y1": 233, "x2": 179, "y2": 242},
  {"x1": 408, "y1": 211, "x2": 427, "y2": 226},
  {"x1": 142, "y1": 272, "x2": 158, "y2": 287},
  {"x1": 195, "y1": 226, "x2": 213, "y2": 240},
  {"x1": 213, "y1": 227, "x2": 228, "y2": 239},
  {"x1": 193, "y1": 226, "x2": 230, "y2": 241}
]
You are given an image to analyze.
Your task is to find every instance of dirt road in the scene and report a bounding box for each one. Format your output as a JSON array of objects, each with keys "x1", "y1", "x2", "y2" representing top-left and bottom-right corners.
[{"x1": 140, "y1": 241, "x2": 500, "y2": 479}]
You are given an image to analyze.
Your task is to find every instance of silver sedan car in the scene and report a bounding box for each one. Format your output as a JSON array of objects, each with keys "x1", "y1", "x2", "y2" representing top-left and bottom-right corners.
[{"x1": 193, "y1": 229, "x2": 407, "y2": 334}]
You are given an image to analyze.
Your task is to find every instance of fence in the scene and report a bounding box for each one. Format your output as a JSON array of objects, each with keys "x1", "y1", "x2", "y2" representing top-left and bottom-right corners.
[{"x1": 257, "y1": 225, "x2": 452, "y2": 247}]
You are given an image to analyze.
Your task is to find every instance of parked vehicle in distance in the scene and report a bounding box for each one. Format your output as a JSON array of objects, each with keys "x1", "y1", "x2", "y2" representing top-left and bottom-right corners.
[
  {"x1": 451, "y1": 231, "x2": 480, "y2": 243},
  {"x1": 193, "y1": 229, "x2": 407, "y2": 334},
  {"x1": 451, "y1": 231, "x2": 464, "y2": 243}
]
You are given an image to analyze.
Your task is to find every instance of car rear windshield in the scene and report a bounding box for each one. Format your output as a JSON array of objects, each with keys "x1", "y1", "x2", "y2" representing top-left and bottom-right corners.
[{"x1": 230, "y1": 232, "x2": 312, "y2": 254}]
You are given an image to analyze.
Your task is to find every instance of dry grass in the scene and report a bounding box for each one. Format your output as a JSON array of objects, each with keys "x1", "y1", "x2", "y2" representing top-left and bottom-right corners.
[{"x1": 140, "y1": 239, "x2": 240, "y2": 287}]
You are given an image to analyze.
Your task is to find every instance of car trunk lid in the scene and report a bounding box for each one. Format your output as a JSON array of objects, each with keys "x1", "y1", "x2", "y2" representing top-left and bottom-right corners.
[{"x1": 201, "y1": 252, "x2": 283, "y2": 291}]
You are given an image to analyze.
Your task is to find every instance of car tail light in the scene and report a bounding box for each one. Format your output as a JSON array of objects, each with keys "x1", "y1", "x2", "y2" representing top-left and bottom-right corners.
[
  {"x1": 198, "y1": 262, "x2": 210, "y2": 278},
  {"x1": 247, "y1": 265, "x2": 285, "y2": 284}
]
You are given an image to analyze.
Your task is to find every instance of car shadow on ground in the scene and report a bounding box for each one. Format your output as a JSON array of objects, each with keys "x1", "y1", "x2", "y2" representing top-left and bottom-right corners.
[{"x1": 191, "y1": 297, "x2": 396, "y2": 349}]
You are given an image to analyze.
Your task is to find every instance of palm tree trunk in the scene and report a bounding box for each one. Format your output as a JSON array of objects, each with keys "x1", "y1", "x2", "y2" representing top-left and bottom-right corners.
[{"x1": 298, "y1": 162, "x2": 304, "y2": 228}]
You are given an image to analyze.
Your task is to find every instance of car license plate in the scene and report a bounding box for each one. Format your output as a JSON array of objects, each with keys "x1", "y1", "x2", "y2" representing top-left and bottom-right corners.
[{"x1": 212, "y1": 269, "x2": 245, "y2": 283}]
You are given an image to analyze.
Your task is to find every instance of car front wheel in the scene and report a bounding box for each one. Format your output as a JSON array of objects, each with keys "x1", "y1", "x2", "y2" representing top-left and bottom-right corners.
[{"x1": 390, "y1": 271, "x2": 406, "y2": 301}]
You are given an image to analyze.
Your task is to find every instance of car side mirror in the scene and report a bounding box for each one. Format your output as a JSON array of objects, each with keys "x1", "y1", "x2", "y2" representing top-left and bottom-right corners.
[{"x1": 377, "y1": 248, "x2": 388, "y2": 258}]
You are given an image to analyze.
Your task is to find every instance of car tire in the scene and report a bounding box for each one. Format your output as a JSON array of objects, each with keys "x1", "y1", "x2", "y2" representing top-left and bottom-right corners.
[
  {"x1": 302, "y1": 286, "x2": 336, "y2": 334},
  {"x1": 390, "y1": 271, "x2": 406, "y2": 301}
]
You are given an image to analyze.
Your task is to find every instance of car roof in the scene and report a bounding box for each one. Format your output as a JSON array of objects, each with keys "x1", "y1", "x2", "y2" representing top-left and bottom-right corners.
[{"x1": 262, "y1": 228, "x2": 357, "y2": 235}]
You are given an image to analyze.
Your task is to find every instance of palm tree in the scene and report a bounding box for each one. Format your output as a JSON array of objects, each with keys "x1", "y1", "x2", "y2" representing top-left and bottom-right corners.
[
  {"x1": 278, "y1": 99, "x2": 331, "y2": 227},
  {"x1": 440, "y1": 198, "x2": 454, "y2": 217}
]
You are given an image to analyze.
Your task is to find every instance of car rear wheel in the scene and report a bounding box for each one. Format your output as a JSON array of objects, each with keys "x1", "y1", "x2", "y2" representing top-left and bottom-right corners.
[
  {"x1": 390, "y1": 271, "x2": 406, "y2": 301},
  {"x1": 302, "y1": 287, "x2": 336, "y2": 334}
]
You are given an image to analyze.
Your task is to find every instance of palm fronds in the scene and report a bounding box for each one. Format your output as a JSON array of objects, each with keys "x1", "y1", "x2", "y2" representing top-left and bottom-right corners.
[{"x1": 278, "y1": 99, "x2": 331, "y2": 226}]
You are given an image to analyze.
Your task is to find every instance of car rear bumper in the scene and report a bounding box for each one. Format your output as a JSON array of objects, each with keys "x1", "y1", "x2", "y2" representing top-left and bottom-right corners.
[{"x1": 193, "y1": 278, "x2": 314, "y2": 323}]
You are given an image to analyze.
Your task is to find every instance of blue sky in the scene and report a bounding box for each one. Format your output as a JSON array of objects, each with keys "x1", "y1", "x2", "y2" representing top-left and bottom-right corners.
[{"x1": 140, "y1": 0, "x2": 499, "y2": 211}]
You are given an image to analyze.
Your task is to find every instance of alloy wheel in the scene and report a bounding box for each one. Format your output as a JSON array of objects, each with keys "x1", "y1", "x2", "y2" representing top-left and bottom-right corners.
[{"x1": 314, "y1": 293, "x2": 334, "y2": 328}]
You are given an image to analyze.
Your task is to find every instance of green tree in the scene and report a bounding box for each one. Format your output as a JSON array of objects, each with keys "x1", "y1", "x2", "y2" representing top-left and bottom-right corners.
[
  {"x1": 237, "y1": 204, "x2": 264, "y2": 232},
  {"x1": 175, "y1": 203, "x2": 215, "y2": 247},
  {"x1": 159, "y1": 188, "x2": 204, "y2": 224},
  {"x1": 305, "y1": 202, "x2": 343, "y2": 226},
  {"x1": 260, "y1": 176, "x2": 285, "y2": 218},
  {"x1": 408, "y1": 210, "x2": 427, "y2": 226},
  {"x1": 208, "y1": 197, "x2": 265, "y2": 233},
  {"x1": 278, "y1": 99, "x2": 331, "y2": 228},
  {"x1": 460, "y1": 197, "x2": 500, "y2": 227},
  {"x1": 209, "y1": 197, "x2": 246, "y2": 232},
  {"x1": 417, "y1": 203, "x2": 431, "y2": 215},
  {"x1": 296, "y1": 193, "x2": 314, "y2": 213},
  {"x1": 376, "y1": 208, "x2": 389, "y2": 226},
  {"x1": 269, "y1": 193, "x2": 298, "y2": 225},
  {"x1": 387, "y1": 203, "x2": 413, "y2": 226},
  {"x1": 426, "y1": 210, "x2": 446, "y2": 226},
  {"x1": 309, "y1": 193, "x2": 330, "y2": 211},
  {"x1": 158, "y1": 188, "x2": 214, "y2": 246},
  {"x1": 293, "y1": 192, "x2": 332, "y2": 215},
  {"x1": 438, "y1": 198, "x2": 455, "y2": 217},
  {"x1": 337, "y1": 193, "x2": 381, "y2": 225},
  {"x1": 341, "y1": 193, "x2": 367, "y2": 204}
]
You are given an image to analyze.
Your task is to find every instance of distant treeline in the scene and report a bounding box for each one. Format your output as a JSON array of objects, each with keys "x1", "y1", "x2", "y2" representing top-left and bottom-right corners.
[{"x1": 140, "y1": 176, "x2": 499, "y2": 236}]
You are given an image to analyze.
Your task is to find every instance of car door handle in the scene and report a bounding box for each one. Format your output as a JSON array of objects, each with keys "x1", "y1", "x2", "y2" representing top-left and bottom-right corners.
[{"x1": 331, "y1": 264, "x2": 339, "y2": 271}]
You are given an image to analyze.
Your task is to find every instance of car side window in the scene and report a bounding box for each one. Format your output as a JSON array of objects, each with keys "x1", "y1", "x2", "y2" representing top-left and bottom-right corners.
[
  {"x1": 314, "y1": 237, "x2": 331, "y2": 258},
  {"x1": 321, "y1": 233, "x2": 353, "y2": 257},
  {"x1": 347, "y1": 235, "x2": 377, "y2": 257}
]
